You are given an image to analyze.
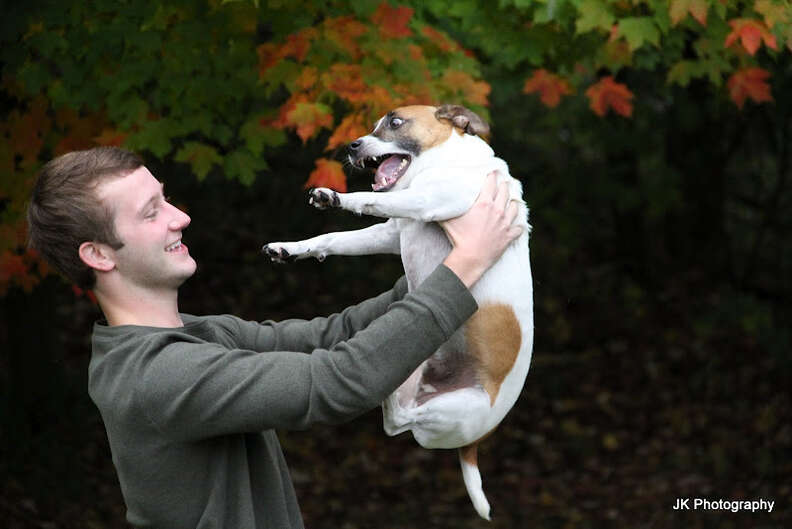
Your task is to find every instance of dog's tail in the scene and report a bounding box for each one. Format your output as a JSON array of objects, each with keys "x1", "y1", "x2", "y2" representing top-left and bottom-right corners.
[{"x1": 459, "y1": 442, "x2": 491, "y2": 520}]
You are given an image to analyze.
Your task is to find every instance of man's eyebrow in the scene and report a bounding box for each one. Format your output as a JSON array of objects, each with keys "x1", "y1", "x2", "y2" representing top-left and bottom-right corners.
[{"x1": 138, "y1": 182, "x2": 165, "y2": 215}]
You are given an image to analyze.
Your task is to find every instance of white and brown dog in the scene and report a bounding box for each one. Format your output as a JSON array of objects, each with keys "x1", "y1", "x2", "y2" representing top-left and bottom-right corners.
[{"x1": 264, "y1": 104, "x2": 533, "y2": 520}]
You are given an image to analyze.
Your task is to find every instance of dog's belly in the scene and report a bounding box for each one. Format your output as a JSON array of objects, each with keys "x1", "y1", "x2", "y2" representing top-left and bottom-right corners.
[
  {"x1": 398, "y1": 219, "x2": 451, "y2": 290},
  {"x1": 396, "y1": 220, "x2": 481, "y2": 406}
]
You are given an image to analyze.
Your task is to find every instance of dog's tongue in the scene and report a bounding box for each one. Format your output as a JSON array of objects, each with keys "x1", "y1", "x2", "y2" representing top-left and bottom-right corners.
[{"x1": 373, "y1": 154, "x2": 408, "y2": 191}]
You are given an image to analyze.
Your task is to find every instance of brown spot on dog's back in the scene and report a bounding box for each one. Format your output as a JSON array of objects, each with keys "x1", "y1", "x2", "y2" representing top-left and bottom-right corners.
[
  {"x1": 392, "y1": 105, "x2": 453, "y2": 151},
  {"x1": 465, "y1": 303, "x2": 522, "y2": 405}
]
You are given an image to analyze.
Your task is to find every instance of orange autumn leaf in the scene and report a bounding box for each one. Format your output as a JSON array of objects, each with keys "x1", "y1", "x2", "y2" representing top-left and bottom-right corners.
[
  {"x1": 585, "y1": 76, "x2": 634, "y2": 117},
  {"x1": 9, "y1": 96, "x2": 50, "y2": 164},
  {"x1": 321, "y1": 63, "x2": 368, "y2": 103},
  {"x1": 256, "y1": 43, "x2": 281, "y2": 78},
  {"x1": 285, "y1": 102, "x2": 334, "y2": 143},
  {"x1": 372, "y1": 2, "x2": 413, "y2": 38},
  {"x1": 324, "y1": 16, "x2": 368, "y2": 58},
  {"x1": 421, "y1": 26, "x2": 456, "y2": 52},
  {"x1": 724, "y1": 18, "x2": 778, "y2": 55},
  {"x1": 263, "y1": 93, "x2": 310, "y2": 129},
  {"x1": 366, "y1": 85, "x2": 401, "y2": 117},
  {"x1": 326, "y1": 113, "x2": 368, "y2": 152},
  {"x1": 669, "y1": 0, "x2": 708, "y2": 26},
  {"x1": 442, "y1": 70, "x2": 491, "y2": 106},
  {"x1": 727, "y1": 67, "x2": 773, "y2": 109},
  {"x1": 295, "y1": 66, "x2": 319, "y2": 91},
  {"x1": 523, "y1": 69, "x2": 573, "y2": 108},
  {"x1": 280, "y1": 28, "x2": 319, "y2": 62},
  {"x1": 0, "y1": 251, "x2": 27, "y2": 282},
  {"x1": 303, "y1": 158, "x2": 347, "y2": 192},
  {"x1": 94, "y1": 128, "x2": 128, "y2": 147}
]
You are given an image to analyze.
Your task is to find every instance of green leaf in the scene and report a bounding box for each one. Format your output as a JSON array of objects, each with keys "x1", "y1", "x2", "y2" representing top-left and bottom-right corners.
[
  {"x1": 575, "y1": 0, "x2": 614, "y2": 33},
  {"x1": 126, "y1": 119, "x2": 174, "y2": 158},
  {"x1": 240, "y1": 117, "x2": 287, "y2": 156},
  {"x1": 618, "y1": 17, "x2": 660, "y2": 51},
  {"x1": 174, "y1": 142, "x2": 222, "y2": 180},
  {"x1": 223, "y1": 149, "x2": 268, "y2": 186},
  {"x1": 667, "y1": 60, "x2": 697, "y2": 86}
]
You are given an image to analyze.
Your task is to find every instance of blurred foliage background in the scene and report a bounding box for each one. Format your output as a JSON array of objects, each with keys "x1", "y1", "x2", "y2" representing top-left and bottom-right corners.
[{"x1": 1, "y1": 0, "x2": 790, "y2": 527}]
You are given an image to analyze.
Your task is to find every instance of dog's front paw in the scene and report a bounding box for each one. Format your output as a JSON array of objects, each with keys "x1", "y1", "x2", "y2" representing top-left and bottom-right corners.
[
  {"x1": 308, "y1": 187, "x2": 340, "y2": 210},
  {"x1": 262, "y1": 243, "x2": 297, "y2": 264}
]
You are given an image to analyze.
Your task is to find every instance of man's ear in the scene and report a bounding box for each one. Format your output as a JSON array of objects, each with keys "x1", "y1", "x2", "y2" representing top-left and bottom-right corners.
[{"x1": 78, "y1": 241, "x2": 116, "y2": 272}]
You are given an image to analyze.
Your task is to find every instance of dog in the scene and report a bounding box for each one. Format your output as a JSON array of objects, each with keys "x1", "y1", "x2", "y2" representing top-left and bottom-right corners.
[{"x1": 263, "y1": 104, "x2": 533, "y2": 520}]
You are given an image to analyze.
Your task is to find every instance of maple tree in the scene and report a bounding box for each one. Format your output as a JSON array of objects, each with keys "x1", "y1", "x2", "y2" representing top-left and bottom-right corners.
[{"x1": 1, "y1": 0, "x2": 791, "y2": 296}]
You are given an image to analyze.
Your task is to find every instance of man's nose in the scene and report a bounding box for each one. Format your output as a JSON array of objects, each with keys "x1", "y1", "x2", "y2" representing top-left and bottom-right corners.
[{"x1": 167, "y1": 204, "x2": 191, "y2": 230}]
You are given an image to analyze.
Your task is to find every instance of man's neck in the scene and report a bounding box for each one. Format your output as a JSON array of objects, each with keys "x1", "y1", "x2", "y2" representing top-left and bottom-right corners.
[{"x1": 95, "y1": 282, "x2": 184, "y2": 328}]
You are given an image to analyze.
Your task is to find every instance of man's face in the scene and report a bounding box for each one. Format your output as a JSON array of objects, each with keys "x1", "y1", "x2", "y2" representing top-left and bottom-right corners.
[{"x1": 97, "y1": 166, "x2": 197, "y2": 291}]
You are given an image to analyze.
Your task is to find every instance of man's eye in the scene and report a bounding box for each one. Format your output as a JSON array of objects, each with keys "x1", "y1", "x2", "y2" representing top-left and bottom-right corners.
[{"x1": 389, "y1": 117, "x2": 404, "y2": 128}]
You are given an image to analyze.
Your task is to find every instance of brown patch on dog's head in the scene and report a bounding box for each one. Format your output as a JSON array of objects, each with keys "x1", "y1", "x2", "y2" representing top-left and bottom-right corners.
[
  {"x1": 435, "y1": 104, "x2": 490, "y2": 137},
  {"x1": 371, "y1": 105, "x2": 454, "y2": 155}
]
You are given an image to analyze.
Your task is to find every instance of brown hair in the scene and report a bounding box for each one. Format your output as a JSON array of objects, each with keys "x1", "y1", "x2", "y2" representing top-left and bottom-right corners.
[{"x1": 27, "y1": 147, "x2": 144, "y2": 289}]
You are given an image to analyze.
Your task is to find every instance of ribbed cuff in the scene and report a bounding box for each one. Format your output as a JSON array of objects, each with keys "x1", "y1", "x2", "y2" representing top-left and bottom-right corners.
[{"x1": 414, "y1": 264, "x2": 478, "y2": 336}]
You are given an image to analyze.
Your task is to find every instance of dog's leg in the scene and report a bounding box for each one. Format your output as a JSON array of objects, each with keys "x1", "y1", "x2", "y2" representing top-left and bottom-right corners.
[
  {"x1": 263, "y1": 219, "x2": 400, "y2": 263},
  {"x1": 309, "y1": 181, "x2": 478, "y2": 222}
]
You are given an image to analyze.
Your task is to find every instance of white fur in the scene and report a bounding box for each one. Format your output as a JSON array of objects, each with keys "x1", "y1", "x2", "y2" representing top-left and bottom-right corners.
[{"x1": 265, "y1": 125, "x2": 533, "y2": 521}]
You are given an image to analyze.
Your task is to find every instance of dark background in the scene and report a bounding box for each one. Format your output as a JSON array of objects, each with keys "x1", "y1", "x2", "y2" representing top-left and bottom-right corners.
[{"x1": 2, "y1": 6, "x2": 791, "y2": 529}]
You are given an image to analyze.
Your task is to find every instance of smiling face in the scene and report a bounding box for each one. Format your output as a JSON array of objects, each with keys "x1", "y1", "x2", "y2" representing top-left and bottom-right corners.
[{"x1": 96, "y1": 166, "x2": 196, "y2": 292}]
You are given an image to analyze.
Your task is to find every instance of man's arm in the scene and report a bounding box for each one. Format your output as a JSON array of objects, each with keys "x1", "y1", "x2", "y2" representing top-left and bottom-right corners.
[
  {"x1": 137, "y1": 265, "x2": 476, "y2": 440},
  {"x1": 227, "y1": 275, "x2": 408, "y2": 353}
]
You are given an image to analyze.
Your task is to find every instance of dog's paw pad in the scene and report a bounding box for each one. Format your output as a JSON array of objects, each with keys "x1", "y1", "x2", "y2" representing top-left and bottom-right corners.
[
  {"x1": 262, "y1": 244, "x2": 294, "y2": 264},
  {"x1": 308, "y1": 188, "x2": 340, "y2": 209}
]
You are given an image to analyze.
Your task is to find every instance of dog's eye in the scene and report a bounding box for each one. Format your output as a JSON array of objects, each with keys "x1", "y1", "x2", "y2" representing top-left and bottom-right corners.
[{"x1": 389, "y1": 117, "x2": 404, "y2": 129}]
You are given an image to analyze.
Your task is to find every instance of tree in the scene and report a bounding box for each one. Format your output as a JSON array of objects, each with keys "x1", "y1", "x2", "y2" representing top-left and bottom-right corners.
[{"x1": 1, "y1": 0, "x2": 790, "y2": 295}]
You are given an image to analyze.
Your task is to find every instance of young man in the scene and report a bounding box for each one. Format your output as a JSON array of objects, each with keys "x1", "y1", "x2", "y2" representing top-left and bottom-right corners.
[{"x1": 27, "y1": 146, "x2": 522, "y2": 528}]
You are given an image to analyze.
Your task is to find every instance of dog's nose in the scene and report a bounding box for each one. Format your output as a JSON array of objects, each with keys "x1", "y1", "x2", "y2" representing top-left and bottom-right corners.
[{"x1": 349, "y1": 139, "x2": 362, "y2": 150}]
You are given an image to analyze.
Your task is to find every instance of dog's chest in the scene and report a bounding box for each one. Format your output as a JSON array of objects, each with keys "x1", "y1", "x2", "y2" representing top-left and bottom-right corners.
[{"x1": 397, "y1": 219, "x2": 452, "y2": 290}]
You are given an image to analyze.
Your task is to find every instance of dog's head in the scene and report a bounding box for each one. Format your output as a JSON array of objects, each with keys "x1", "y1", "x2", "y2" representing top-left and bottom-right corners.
[{"x1": 348, "y1": 104, "x2": 489, "y2": 192}]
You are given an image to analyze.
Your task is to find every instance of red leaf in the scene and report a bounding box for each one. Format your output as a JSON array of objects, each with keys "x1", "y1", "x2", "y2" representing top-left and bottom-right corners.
[
  {"x1": 421, "y1": 26, "x2": 456, "y2": 52},
  {"x1": 727, "y1": 68, "x2": 773, "y2": 109},
  {"x1": 326, "y1": 113, "x2": 368, "y2": 152},
  {"x1": 283, "y1": 101, "x2": 333, "y2": 142},
  {"x1": 94, "y1": 128, "x2": 128, "y2": 147},
  {"x1": 372, "y1": 2, "x2": 413, "y2": 38},
  {"x1": 321, "y1": 63, "x2": 368, "y2": 103},
  {"x1": 303, "y1": 158, "x2": 347, "y2": 192},
  {"x1": 724, "y1": 18, "x2": 778, "y2": 56},
  {"x1": 442, "y1": 70, "x2": 491, "y2": 107},
  {"x1": 523, "y1": 69, "x2": 573, "y2": 108},
  {"x1": 323, "y1": 16, "x2": 368, "y2": 58},
  {"x1": 585, "y1": 76, "x2": 634, "y2": 117},
  {"x1": 0, "y1": 251, "x2": 27, "y2": 282}
]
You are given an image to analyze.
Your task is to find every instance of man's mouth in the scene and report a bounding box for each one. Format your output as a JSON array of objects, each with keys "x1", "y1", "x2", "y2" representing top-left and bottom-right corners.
[
  {"x1": 357, "y1": 154, "x2": 412, "y2": 191},
  {"x1": 165, "y1": 239, "x2": 184, "y2": 252}
]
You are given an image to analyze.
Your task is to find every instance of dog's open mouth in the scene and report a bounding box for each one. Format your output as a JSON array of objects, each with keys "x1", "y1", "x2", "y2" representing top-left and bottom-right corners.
[{"x1": 361, "y1": 154, "x2": 412, "y2": 191}]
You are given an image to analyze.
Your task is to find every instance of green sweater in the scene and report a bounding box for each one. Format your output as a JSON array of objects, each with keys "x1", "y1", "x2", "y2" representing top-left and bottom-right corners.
[{"x1": 89, "y1": 265, "x2": 477, "y2": 528}]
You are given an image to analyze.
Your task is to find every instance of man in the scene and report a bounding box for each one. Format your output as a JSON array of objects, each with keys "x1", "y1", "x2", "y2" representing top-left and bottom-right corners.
[{"x1": 27, "y1": 146, "x2": 522, "y2": 528}]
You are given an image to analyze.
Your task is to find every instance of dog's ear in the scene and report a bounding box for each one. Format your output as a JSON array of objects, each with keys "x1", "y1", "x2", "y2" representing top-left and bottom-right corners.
[{"x1": 435, "y1": 105, "x2": 490, "y2": 137}]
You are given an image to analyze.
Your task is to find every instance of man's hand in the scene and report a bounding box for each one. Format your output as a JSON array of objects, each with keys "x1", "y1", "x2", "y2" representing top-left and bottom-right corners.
[{"x1": 441, "y1": 172, "x2": 523, "y2": 288}]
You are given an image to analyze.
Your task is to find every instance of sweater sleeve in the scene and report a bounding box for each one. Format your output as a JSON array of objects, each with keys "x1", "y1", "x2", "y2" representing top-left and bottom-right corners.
[
  {"x1": 233, "y1": 275, "x2": 409, "y2": 353},
  {"x1": 138, "y1": 265, "x2": 477, "y2": 441}
]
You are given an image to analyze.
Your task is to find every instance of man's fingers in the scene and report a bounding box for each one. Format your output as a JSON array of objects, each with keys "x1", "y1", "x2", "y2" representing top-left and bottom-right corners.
[
  {"x1": 480, "y1": 171, "x2": 498, "y2": 200},
  {"x1": 495, "y1": 181, "x2": 510, "y2": 209},
  {"x1": 505, "y1": 199, "x2": 519, "y2": 223}
]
